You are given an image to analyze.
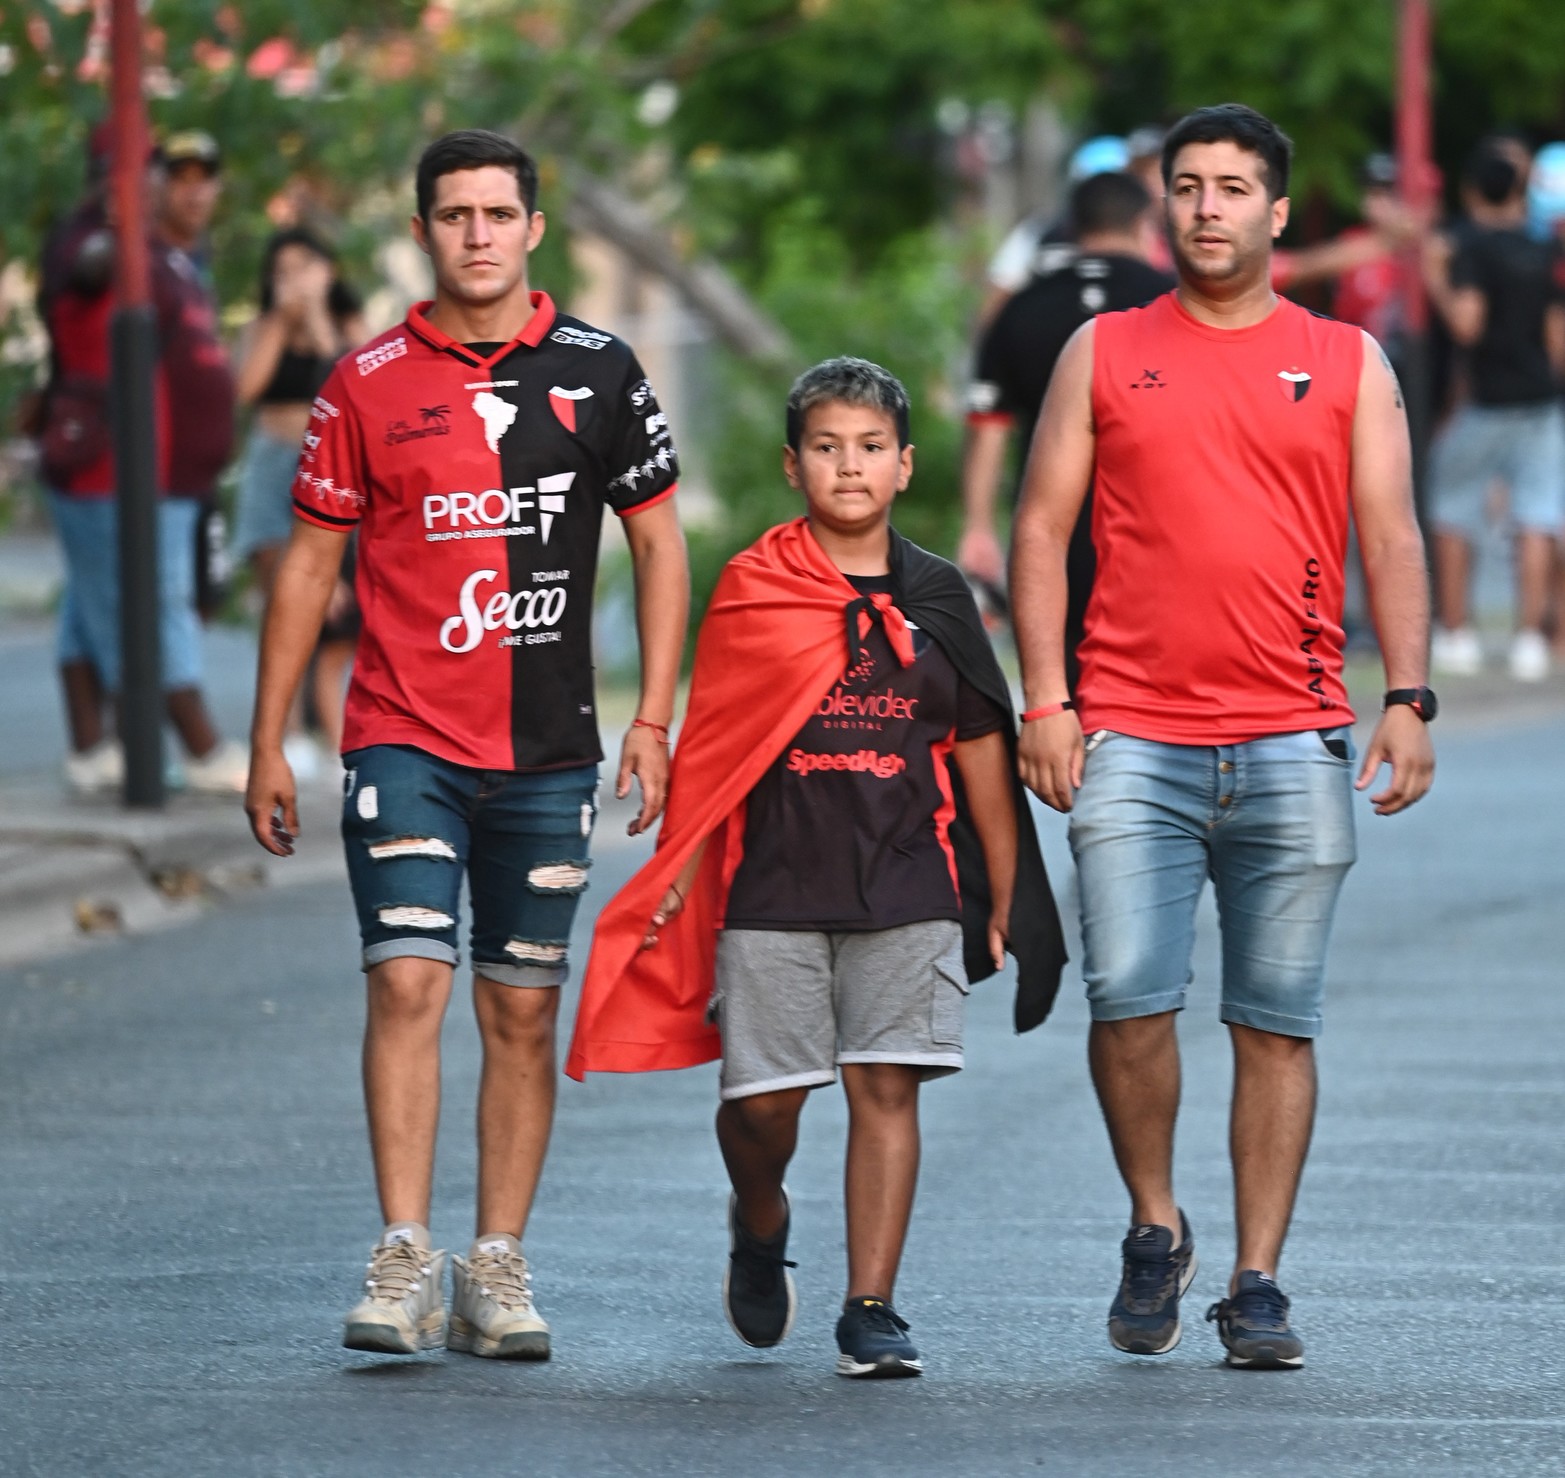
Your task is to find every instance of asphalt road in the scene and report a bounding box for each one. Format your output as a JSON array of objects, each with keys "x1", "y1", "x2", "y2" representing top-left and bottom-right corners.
[{"x1": 2, "y1": 705, "x2": 1563, "y2": 1476}]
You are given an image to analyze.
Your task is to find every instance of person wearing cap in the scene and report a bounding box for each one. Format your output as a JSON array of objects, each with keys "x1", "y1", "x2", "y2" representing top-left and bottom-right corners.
[
  {"x1": 153, "y1": 128, "x2": 238, "y2": 632},
  {"x1": 33, "y1": 124, "x2": 248, "y2": 794}
]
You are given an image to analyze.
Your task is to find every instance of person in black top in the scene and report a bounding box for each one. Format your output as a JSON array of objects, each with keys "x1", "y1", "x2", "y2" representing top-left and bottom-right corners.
[
  {"x1": 641, "y1": 359, "x2": 1052, "y2": 1378},
  {"x1": 1425, "y1": 146, "x2": 1565, "y2": 683},
  {"x1": 959, "y1": 170, "x2": 1172, "y2": 689},
  {"x1": 232, "y1": 227, "x2": 367, "y2": 770}
]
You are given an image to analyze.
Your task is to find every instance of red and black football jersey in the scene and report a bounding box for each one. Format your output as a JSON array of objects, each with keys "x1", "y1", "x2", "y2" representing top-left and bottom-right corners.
[{"x1": 293, "y1": 293, "x2": 678, "y2": 770}]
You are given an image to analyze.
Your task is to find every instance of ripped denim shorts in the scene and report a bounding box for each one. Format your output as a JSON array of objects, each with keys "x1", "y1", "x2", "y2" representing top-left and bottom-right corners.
[{"x1": 341, "y1": 745, "x2": 599, "y2": 986}]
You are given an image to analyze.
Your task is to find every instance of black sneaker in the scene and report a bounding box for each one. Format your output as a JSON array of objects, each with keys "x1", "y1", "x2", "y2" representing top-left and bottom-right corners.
[
  {"x1": 1206, "y1": 1270, "x2": 1304, "y2": 1369},
  {"x1": 1108, "y1": 1210, "x2": 1198, "y2": 1354},
  {"x1": 835, "y1": 1296, "x2": 922, "y2": 1378},
  {"x1": 722, "y1": 1192, "x2": 797, "y2": 1348}
]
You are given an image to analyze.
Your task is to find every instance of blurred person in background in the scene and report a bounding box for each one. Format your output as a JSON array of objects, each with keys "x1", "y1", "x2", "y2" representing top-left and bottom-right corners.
[
  {"x1": 1527, "y1": 141, "x2": 1565, "y2": 661},
  {"x1": 232, "y1": 227, "x2": 366, "y2": 774},
  {"x1": 977, "y1": 135, "x2": 1130, "y2": 326},
  {"x1": 152, "y1": 129, "x2": 236, "y2": 625},
  {"x1": 1424, "y1": 145, "x2": 1565, "y2": 682},
  {"x1": 34, "y1": 125, "x2": 247, "y2": 794},
  {"x1": 960, "y1": 170, "x2": 1172, "y2": 684}
]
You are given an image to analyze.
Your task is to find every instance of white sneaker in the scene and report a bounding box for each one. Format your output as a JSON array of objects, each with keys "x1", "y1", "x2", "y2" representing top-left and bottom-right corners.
[
  {"x1": 183, "y1": 737, "x2": 250, "y2": 794},
  {"x1": 448, "y1": 1235, "x2": 551, "y2": 1360},
  {"x1": 64, "y1": 739, "x2": 125, "y2": 795},
  {"x1": 1508, "y1": 629, "x2": 1550, "y2": 683},
  {"x1": 342, "y1": 1225, "x2": 448, "y2": 1354},
  {"x1": 1430, "y1": 626, "x2": 1483, "y2": 676}
]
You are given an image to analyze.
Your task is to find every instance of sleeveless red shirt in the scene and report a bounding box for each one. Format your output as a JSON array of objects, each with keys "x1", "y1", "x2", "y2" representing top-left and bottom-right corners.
[{"x1": 1079, "y1": 292, "x2": 1363, "y2": 743}]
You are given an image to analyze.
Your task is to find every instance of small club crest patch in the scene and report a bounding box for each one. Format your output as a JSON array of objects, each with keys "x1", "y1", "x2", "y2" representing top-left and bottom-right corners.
[
  {"x1": 1278, "y1": 368, "x2": 1311, "y2": 403},
  {"x1": 548, "y1": 385, "x2": 593, "y2": 433}
]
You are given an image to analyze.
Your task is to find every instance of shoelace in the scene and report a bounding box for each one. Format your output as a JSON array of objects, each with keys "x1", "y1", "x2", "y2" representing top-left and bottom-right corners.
[
  {"x1": 468, "y1": 1248, "x2": 535, "y2": 1310},
  {"x1": 1206, "y1": 1281, "x2": 1289, "y2": 1331},
  {"x1": 1122, "y1": 1248, "x2": 1181, "y2": 1314},
  {"x1": 850, "y1": 1301, "x2": 910, "y2": 1337},
  {"x1": 731, "y1": 1242, "x2": 798, "y2": 1298},
  {"x1": 363, "y1": 1241, "x2": 432, "y2": 1304}
]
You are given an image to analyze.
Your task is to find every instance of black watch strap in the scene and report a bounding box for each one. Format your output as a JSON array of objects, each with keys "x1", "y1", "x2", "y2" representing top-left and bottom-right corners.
[{"x1": 1383, "y1": 686, "x2": 1437, "y2": 722}]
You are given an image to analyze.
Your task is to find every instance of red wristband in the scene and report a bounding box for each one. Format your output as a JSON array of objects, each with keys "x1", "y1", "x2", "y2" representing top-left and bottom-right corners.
[
  {"x1": 1020, "y1": 700, "x2": 1076, "y2": 723},
  {"x1": 632, "y1": 718, "x2": 670, "y2": 743}
]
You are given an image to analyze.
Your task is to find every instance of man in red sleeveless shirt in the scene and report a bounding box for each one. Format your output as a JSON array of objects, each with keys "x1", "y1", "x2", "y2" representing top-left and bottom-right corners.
[{"x1": 1013, "y1": 105, "x2": 1434, "y2": 1369}]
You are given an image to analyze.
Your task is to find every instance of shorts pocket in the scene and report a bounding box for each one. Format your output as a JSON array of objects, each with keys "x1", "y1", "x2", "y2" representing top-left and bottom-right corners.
[{"x1": 929, "y1": 951, "x2": 971, "y2": 1048}]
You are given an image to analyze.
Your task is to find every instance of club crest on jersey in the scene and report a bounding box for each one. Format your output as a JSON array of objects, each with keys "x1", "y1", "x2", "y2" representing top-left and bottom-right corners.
[
  {"x1": 1278, "y1": 368, "x2": 1312, "y2": 403},
  {"x1": 548, "y1": 385, "x2": 593, "y2": 433}
]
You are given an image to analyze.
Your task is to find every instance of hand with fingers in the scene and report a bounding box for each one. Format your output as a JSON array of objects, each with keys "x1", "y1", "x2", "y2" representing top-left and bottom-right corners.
[
  {"x1": 641, "y1": 882, "x2": 686, "y2": 951},
  {"x1": 1016, "y1": 708, "x2": 1084, "y2": 813},
  {"x1": 1354, "y1": 704, "x2": 1435, "y2": 815},
  {"x1": 618, "y1": 719, "x2": 670, "y2": 836},
  {"x1": 245, "y1": 747, "x2": 299, "y2": 856}
]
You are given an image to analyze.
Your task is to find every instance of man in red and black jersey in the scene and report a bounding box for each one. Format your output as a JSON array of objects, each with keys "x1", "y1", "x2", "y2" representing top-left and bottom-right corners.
[{"x1": 245, "y1": 130, "x2": 689, "y2": 1361}]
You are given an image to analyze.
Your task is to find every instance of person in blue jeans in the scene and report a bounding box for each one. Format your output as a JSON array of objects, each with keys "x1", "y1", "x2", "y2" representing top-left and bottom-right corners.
[{"x1": 1013, "y1": 106, "x2": 1436, "y2": 1370}]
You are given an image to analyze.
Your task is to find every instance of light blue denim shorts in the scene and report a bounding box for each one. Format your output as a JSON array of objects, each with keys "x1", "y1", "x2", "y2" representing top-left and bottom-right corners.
[
  {"x1": 1067, "y1": 726, "x2": 1357, "y2": 1039},
  {"x1": 48, "y1": 490, "x2": 204, "y2": 691},
  {"x1": 231, "y1": 429, "x2": 303, "y2": 561},
  {"x1": 1430, "y1": 401, "x2": 1565, "y2": 537}
]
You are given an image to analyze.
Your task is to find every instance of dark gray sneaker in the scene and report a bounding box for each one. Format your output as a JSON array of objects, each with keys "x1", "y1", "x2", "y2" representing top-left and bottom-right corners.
[
  {"x1": 1108, "y1": 1211, "x2": 1198, "y2": 1354},
  {"x1": 835, "y1": 1297, "x2": 922, "y2": 1378},
  {"x1": 1206, "y1": 1270, "x2": 1304, "y2": 1369},
  {"x1": 722, "y1": 1192, "x2": 797, "y2": 1348}
]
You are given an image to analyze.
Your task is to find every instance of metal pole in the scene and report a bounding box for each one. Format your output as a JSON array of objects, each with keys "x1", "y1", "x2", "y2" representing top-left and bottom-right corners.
[
  {"x1": 110, "y1": 0, "x2": 164, "y2": 807},
  {"x1": 1396, "y1": 0, "x2": 1436, "y2": 530}
]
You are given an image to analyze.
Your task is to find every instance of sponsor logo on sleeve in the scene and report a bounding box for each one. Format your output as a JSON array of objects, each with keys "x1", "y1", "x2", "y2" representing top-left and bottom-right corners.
[
  {"x1": 310, "y1": 395, "x2": 340, "y2": 421},
  {"x1": 627, "y1": 378, "x2": 654, "y2": 410},
  {"x1": 550, "y1": 325, "x2": 613, "y2": 351},
  {"x1": 644, "y1": 410, "x2": 670, "y2": 442},
  {"x1": 967, "y1": 381, "x2": 1001, "y2": 414},
  {"x1": 299, "y1": 473, "x2": 366, "y2": 511},
  {"x1": 356, "y1": 336, "x2": 407, "y2": 376}
]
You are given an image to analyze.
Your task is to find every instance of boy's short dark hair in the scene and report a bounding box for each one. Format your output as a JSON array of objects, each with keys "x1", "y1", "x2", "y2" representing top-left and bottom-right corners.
[
  {"x1": 1161, "y1": 104, "x2": 1293, "y2": 201},
  {"x1": 785, "y1": 357, "x2": 911, "y2": 450},
  {"x1": 1071, "y1": 170, "x2": 1152, "y2": 237},
  {"x1": 416, "y1": 130, "x2": 539, "y2": 220}
]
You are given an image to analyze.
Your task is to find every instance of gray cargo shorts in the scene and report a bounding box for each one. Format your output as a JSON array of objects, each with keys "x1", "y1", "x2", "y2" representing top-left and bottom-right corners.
[{"x1": 711, "y1": 919, "x2": 968, "y2": 1101}]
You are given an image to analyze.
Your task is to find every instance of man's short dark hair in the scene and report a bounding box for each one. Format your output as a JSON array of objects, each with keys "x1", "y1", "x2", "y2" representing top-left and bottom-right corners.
[
  {"x1": 1465, "y1": 147, "x2": 1521, "y2": 206},
  {"x1": 1161, "y1": 104, "x2": 1293, "y2": 200},
  {"x1": 786, "y1": 357, "x2": 911, "y2": 450},
  {"x1": 1071, "y1": 170, "x2": 1152, "y2": 238},
  {"x1": 416, "y1": 130, "x2": 539, "y2": 220}
]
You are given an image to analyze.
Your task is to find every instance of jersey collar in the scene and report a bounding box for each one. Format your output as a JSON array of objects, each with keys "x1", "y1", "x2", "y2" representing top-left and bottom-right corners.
[{"x1": 405, "y1": 291, "x2": 557, "y2": 368}]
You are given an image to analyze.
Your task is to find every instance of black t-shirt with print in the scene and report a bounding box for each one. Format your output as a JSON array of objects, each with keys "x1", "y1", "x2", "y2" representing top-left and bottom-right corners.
[{"x1": 723, "y1": 574, "x2": 1007, "y2": 933}]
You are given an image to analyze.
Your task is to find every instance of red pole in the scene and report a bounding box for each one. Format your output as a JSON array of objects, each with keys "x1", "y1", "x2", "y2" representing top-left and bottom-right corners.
[
  {"x1": 1396, "y1": 0, "x2": 1433, "y2": 333},
  {"x1": 109, "y1": 0, "x2": 150, "y2": 310}
]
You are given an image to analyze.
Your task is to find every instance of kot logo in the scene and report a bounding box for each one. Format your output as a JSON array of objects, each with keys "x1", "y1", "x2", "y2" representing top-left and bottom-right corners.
[
  {"x1": 441, "y1": 570, "x2": 568, "y2": 653},
  {"x1": 1130, "y1": 368, "x2": 1166, "y2": 390},
  {"x1": 422, "y1": 472, "x2": 575, "y2": 545},
  {"x1": 548, "y1": 385, "x2": 593, "y2": 433},
  {"x1": 1278, "y1": 368, "x2": 1312, "y2": 403}
]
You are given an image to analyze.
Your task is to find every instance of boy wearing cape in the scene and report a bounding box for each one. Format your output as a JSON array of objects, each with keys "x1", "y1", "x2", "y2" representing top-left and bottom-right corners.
[{"x1": 567, "y1": 358, "x2": 1065, "y2": 1377}]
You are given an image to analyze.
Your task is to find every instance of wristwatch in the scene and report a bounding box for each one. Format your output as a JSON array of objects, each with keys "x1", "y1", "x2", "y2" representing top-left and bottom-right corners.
[{"x1": 1383, "y1": 686, "x2": 1438, "y2": 722}]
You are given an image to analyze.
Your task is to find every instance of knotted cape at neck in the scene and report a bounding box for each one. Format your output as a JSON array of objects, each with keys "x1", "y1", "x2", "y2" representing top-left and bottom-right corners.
[{"x1": 564, "y1": 517, "x2": 1066, "y2": 1082}]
